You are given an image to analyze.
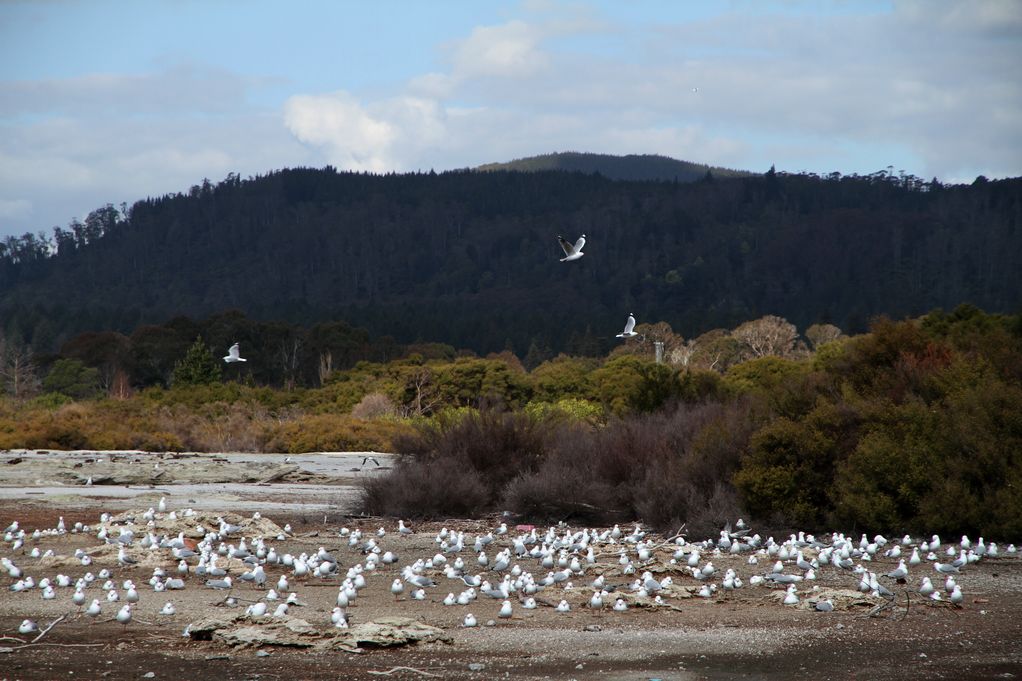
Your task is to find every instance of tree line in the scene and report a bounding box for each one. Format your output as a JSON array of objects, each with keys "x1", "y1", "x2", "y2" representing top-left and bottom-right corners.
[{"x1": 2, "y1": 305, "x2": 1019, "y2": 538}]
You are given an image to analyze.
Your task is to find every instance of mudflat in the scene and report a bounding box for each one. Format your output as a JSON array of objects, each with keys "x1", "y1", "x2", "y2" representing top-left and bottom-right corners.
[{"x1": 1, "y1": 450, "x2": 1020, "y2": 680}]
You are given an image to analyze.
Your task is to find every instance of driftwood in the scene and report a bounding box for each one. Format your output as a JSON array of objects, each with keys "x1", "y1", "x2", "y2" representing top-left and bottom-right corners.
[
  {"x1": 257, "y1": 462, "x2": 300, "y2": 482},
  {"x1": 367, "y1": 667, "x2": 441, "y2": 678}
]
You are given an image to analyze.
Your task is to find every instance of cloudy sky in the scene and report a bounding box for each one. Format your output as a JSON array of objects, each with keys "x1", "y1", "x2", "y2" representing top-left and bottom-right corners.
[{"x1": 1, "y1": 0, "x2": 1020, "y2": 238}]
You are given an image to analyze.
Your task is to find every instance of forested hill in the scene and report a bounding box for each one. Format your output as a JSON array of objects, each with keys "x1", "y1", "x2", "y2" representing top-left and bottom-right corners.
[
  {"x1": 476, "y1": 152, "x2": 751, "y2": 182},
  {"x1": 1, "y1": 167, "x2": 1020, "y2": 355}
]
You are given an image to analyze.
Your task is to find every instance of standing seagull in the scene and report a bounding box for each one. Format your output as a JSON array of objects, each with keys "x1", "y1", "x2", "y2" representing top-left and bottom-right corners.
[
  {"x1": 616, "y1": 314, "x2": 639, "y2": 339},
  {"x1": 223, "y1": 343, "x2": 247, "y2": 363},
  {"x1": 557, "y1": 234, "x2": 586, "y2": 262}
]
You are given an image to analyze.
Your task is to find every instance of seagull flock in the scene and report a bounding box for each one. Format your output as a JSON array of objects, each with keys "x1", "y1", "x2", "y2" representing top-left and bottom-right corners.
[{"x1": 3, "y1": 501, "x2": 1016, "y2": 643}]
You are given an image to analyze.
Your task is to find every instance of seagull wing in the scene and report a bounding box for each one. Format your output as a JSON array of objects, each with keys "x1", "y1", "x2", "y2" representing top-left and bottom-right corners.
[
  {"x1": 573, "y1": 235, "x2": 586, "y2": 253},
  {"x1": 557, "y1": 236, "x2": 575, "y2": 257},
  {"x1": 228, "y1": 343, "x2": 240, "y2": 359},
  {"x1": 623, "y1": 315, "x2": 636, "y2": 335}
]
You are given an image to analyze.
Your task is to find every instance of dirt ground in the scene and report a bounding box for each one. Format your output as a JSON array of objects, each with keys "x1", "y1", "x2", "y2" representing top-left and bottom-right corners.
[{"x1": 1, "y1": 451, "x2": 1021, "y2": 680}]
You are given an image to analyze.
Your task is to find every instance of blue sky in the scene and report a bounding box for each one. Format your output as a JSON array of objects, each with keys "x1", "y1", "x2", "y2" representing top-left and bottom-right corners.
[{"x1": 1, "y1": 0, "x2": 1020, "y2": 237}]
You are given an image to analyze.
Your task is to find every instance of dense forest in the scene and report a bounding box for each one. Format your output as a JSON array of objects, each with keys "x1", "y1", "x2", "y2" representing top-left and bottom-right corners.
[{"x1": 1, "y1": 162, "x2": 1019, "y2": 358}]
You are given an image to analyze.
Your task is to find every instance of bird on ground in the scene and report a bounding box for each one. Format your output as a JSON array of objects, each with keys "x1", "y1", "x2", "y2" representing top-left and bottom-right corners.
[
  {"x1": 223, "y1": 343, "x2": 247, "y2": 363},
  {"x1": 206, "y1": 576, "x2": 233, "y2": 590},
  {"x1": 160, "y1": 602, "x2": 176, "y2": 615},
  {"x1": 18, "y1": 619, "x2": 38, "y2": 635},
  {"x1": 886, "y1": 560, "x2": 908, "y2": 581},
  {"x1": 86, "y1": 600, "x2": 102, "y2": 617},
  {"x1": 116, "y1": 604, "x2": 132, "y2": 626},
  {"x1": 616, "y1": 314, "x2": 640, "y2": 339},
  {"x1": 499, "y1": 600, "x2": 513, "y2": 618},
  {"x1": 557, "y1": 234, "x2": 586, "y2": 262},
  {"x1": 463, "y1": 613, "x2": 478, "y2": 627}
]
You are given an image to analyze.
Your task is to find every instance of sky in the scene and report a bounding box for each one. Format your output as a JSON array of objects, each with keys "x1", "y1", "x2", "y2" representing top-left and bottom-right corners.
[{"x1": 1, "y1": 0, "x2": 1020, "y2": 238}]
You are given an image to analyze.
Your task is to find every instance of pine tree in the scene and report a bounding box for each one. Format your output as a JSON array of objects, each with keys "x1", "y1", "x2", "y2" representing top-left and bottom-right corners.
[{"x1": 171, "y1": 336, "x2": 222, "y2": 386}]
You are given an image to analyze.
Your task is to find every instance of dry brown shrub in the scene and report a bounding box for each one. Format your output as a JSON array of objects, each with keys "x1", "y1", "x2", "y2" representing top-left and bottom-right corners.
[
  {"x1": 264, "y1": 413, "x2": 410, "y2": 453},
  {"x1": 350, "y1": 392, "x2": 397, "y2": 420},
  {"x1": 360, "y1": 456, "x2": 490, "y2": 518},
  {"x1": 503, "y1": 400, "x2": 757, "y2": 530}
]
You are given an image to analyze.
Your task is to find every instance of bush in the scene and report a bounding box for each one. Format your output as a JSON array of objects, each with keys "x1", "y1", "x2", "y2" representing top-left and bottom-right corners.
[
  {"x1": 264, "y1": 414, "x2": 411, "y2": 453},
  {"x1": 360, "y1": 457, "x2": 490, "y2": 518},
  {"x1": 523, "y1": 398, "x2": 604, "y2": 425},
  {"x1": 503, "y1": 401, "x2": 757, "y2": 530},
  {"x1": 350, "y1": 392, "x2": 397, "y2": 419},
  {"x1": 392, "y1": 408, "x2": 547, "y2": 498}
]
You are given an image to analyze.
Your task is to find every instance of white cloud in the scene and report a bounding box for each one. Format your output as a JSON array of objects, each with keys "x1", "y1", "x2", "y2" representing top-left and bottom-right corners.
[
  {"x1": 281, "y1": 6, "x2": 1012, "y2": 181},
  {"x1": 4, "y1": 2, "x2": 1019, "y2": 238},
  {"x1": 452, "y1": 20, "x2": 548, "y2": 79},
  {"x1": 284, "y1": 92, "x2": 448, "y2": 172}
]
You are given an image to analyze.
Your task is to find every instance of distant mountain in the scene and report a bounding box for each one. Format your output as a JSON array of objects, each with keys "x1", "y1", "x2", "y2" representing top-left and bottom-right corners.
[
  {"x1": 476, "y1": 152, "x2": 754, "y2": 182},
  {"x1": 1, "y1": 167, "x2": 1019, "y2": 357}
]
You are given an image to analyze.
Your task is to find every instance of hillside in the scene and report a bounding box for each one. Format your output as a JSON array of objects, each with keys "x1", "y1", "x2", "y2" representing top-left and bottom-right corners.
[
  {"x1": 1, "y1": 167, "x2": 1020, "y2": 356},
  {"x1": 476, "y1": 151, "x2": 753, "y2": 182}
]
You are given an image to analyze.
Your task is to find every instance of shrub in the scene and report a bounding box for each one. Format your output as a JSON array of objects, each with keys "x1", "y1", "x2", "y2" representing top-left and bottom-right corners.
[
  {"x1": 350, "y1": 392, "x2": 397, "y2": 419},
  {"x1": 264, "y1": 414, "x2": 411, "y2": 453},
  {"x1": 523, "y1": 398, "x2": 604, "y2": 425},
  {"x1": 360, "y1": 457, "x2": 490, "y2": 518},
  {"x1": 504, "y1": 401, "x2": 757, "y2": 530}
]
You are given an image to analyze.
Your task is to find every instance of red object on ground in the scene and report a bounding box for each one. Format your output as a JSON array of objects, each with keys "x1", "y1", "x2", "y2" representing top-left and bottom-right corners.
[{"x1": 515, "y1": 525, "x2": 535, "y2": 532}]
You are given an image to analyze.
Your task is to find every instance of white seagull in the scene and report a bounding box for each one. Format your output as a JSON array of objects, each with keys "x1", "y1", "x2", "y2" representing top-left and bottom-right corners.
[
  {"x1": 557, "y1": 234, "x2": 586, "y2": 262},
  {"x1": 616, "y1": 314, "x2": 639, "y2": 339},
  {"x1": 223, "y1": 343, "x2": 247, "y2": 363}
]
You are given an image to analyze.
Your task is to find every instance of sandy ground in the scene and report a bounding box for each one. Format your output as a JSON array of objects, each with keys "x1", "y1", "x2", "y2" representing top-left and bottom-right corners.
[{"x1": 1, "y1": 450, "x2": 1021, "y2": 681}]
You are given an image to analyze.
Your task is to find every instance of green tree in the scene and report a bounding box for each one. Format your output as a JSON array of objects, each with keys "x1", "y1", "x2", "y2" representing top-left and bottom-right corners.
[
  {"x1": 171, "y1": 336, "x2": 222, "y2": 386},
  {"x1": 529, "y1": 355, "x2": 598, "y2": 402},
  {"x1": 42, "y1": 358, "x2": 101, "y2": 399}
]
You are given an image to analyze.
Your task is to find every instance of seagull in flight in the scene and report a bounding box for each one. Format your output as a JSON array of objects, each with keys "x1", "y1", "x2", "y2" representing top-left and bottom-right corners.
[
  {"x1": 616, "y1": 314, "x2": 640, "y2": 339},
  {"x1": 223, "y1": 343, "x2": 247, "y2": 363},
  {"x1": 557, "y1": 234, "x2": 586, "y2": 262}
]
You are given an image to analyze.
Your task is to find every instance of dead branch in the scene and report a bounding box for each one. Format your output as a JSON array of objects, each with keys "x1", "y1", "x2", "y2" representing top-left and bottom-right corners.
[
  {"x1": 31, "y1": 615, "x2": 65, "y2": 643},
  {"x1": 0, "y1": 642, "x2": 105, "y2": 654},
  {"x1": 256, "y1": 464, "x2": 299, "y2": 484},
  {"x1": 367, "y1": 666, "x2": 441, "y2": 678}
]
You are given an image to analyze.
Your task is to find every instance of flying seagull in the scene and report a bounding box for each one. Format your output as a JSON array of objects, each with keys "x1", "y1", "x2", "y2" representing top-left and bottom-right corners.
[
  {"x1": 557, "y1": 234, "x2": 586, "y2": 262},
  {"x1": 223, "y1": 343, "x2": 247, "y2": 363},
  {"x1": 616, "y1": 314, "x2": 639, "y2": 339}
]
